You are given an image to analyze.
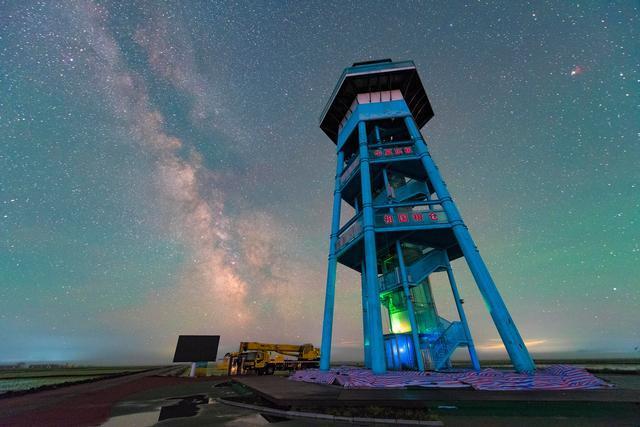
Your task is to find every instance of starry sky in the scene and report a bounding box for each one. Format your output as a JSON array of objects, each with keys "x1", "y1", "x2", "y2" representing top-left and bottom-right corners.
[{"x1": 1, "y1": 1, "x2": 638, "y2": 364}]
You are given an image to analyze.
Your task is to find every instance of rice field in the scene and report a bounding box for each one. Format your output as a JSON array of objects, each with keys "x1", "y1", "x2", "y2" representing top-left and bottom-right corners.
[
  {"x1": 0, "y1": 366, "x2": 152, "y2": 394},
  {"x1": 0, "y1": 376, "x2": 103, "y2": 393}
]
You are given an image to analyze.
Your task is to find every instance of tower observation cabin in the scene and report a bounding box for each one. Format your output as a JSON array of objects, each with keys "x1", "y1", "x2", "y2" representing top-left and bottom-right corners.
[{"x1": 319, "y1": 59, "x2": 535, "y2": 374}]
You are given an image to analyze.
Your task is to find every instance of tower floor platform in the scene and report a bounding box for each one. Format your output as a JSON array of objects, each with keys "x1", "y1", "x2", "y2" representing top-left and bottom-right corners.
[{"x1": 336, "y1": 227, "x2": 462, "y2": 272}]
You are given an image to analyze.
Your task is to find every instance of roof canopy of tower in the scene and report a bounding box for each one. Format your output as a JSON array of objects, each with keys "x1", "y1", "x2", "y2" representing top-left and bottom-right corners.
[{"x1": 319, "y1": 59, "x2": 434, "y2": 144}]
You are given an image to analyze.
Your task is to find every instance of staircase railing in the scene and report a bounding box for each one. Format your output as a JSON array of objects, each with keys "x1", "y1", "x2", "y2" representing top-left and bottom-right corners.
[
  {"x1": 394, "y1": 180, "x2": 429, "y2": 202},
  {"x1": 405, "y1": 249, "x2": 449, "y2": 285},
  {"x1": 373, "y1": 179, "x2": 429, "y2": 206},
  {"x1": 429, "y1": 319, "x2": 468, "y2": 371}
]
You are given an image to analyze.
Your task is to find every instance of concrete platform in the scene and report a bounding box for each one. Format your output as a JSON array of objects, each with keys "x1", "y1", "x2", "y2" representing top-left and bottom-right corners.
[{"x1": 234, "y1": 374, "x2": 640, "y2": 408}]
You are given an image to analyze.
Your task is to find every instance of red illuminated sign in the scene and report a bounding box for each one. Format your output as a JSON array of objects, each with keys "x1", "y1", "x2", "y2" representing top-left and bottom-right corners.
[
  {"x1": 379, "y1": 211, "x2": 442, "y2": 227},
  {"x1": 372, "y1": 145, "x2": 414, "y2": 159}
]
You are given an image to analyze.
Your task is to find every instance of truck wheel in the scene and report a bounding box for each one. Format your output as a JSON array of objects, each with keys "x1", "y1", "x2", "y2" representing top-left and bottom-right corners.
[{"x1": 266, "y1": 365, "x2": 275, "y2": 375}]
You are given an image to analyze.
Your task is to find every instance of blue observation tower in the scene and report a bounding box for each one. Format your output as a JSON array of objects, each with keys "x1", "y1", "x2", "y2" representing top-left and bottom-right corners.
[{"x1": 318, "y1": 59, "x2": 535, "y2": 374}]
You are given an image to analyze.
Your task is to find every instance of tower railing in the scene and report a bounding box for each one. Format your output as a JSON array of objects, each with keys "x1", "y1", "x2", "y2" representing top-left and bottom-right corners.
[
  {"x1": 340, "y1": 155, "x2": 360, "y2": 186},
  {"x1": 335, "y1": 213, "x2": 363, "y2": 252},
  {"x1": 335, "y1": 203, "x2": 449, "y2": 254},
  {"x1": 368, "y1": 139, "x2": 414, "y2": 148},
  {"x1": 339, "y1": 140, "x2": 418, "y2": 189}
]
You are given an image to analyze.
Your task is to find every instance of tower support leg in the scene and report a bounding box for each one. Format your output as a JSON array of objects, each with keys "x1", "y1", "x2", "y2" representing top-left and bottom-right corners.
[
  {"x1": 444, "y1": 259, "x2": 481, "y2": 371},
  {"x1": 361, "y1": 260, "x2": 371, "y2": 368},
  {"x1": 405, "y1": 116, "x2": 535, "y2": 373},
  {"x1": 320, "y1": 150, "x2": 345, "y2": 371},
  {"x1": 358, "y1": 121, "x2": 386, "y2": 374},
  {"x1": 395, "y1": 240, "x2": 425, "y2": 371}
]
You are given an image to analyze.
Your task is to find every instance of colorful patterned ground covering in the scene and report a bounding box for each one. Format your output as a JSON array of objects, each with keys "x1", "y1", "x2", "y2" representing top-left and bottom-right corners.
[{"x1": 290, "y1": 365, "x2": 612, "y2": 391}]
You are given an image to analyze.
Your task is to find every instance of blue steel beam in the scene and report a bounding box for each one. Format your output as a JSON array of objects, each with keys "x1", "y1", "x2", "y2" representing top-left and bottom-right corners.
[
  {"x1": 444, "y1": 259, "x2": 481, "y2": 371},
  {"x1": 404, "y1": 116, "x2": 536, "y2": 373},
  {"x1": 355, "y1": 201, "x2": 371, "y2": 368},
  {"x1": 395, "y1": 240, "x2": 425, "y2": 371},
  {"x1": 358, "y1": 120, "x2": 387, "y2": 374},
  {"x1": 320, "y1": 150, "x2": 345, "y2": 371},
  {"x1": 361, "y1": 260, "x2": 371, "y2": 368}
]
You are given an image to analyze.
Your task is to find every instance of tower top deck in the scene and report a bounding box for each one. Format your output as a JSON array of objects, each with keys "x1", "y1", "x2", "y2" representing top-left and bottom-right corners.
[{"x1": 319, "y1": 59, "x2": 434, "y2": 143}]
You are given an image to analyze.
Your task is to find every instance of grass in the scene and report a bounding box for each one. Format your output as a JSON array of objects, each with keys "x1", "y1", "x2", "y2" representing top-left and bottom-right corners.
[
  {"x1": 0, "y1": 366, "x2": 155, "y2": 380},
  {"x1": 0, "y1": 366, "x2": 162, "y2": 396}
]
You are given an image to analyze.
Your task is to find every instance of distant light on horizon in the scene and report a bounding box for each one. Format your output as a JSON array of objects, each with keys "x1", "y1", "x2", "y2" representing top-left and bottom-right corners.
[{"x1": 476, "y1": 339, "x2": 548, "y2": 352}]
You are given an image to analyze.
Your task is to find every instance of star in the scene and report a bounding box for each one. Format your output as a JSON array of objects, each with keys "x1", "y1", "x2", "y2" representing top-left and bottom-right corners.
[{"x1": 570, "y1": 65, "x2": 584, "y2": 76}]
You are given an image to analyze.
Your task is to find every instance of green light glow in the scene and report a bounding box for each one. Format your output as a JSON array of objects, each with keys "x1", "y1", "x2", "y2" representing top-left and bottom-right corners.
[{"x1": 390, "y1": 311, "x2": 411, "y2": 333}]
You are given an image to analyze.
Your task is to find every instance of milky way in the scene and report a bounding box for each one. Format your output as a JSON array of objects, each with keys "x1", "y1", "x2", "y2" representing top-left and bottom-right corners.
[{"x1": 1, "y1": 1, "x2": 638, "y2": 363}]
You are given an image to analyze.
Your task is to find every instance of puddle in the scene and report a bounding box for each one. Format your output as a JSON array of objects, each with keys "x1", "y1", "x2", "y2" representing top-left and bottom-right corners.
[
  {"x1": 101, "y1": 409, "x2": 161, "y2": 427},
  {"x1": 222, "y1": 413, "x2": 271, "y2": 425},
  {"x1": 101, "y1": 394, "x2": 210, "y2": 426},
  {"x1": 102, "y1": 390, "x2": 287, "y2": 426},
  {"x1": 158, "y1": 394, "x2": 209, "y2": 421}
]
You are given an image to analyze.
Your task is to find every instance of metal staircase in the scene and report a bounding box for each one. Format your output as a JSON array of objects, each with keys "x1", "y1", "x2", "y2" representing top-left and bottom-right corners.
[
  {"x1": 376, "y1": 177, "x2": 477, "y2": 371},
  {"x1": 426, "y1": 317, "x2": 469, "y2": 370},
  {"x1": 378, "y1": 245, "x2": 449, "y2": 290}
]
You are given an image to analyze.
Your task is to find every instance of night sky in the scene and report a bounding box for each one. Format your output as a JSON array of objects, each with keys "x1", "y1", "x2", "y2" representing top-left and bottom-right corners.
[{"x1": 1, "y1": 1, "x2": 638, "y2": 364}]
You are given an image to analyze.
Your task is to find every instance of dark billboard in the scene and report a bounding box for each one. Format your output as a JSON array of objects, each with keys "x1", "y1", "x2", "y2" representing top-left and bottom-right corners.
[{"x1": 172, "y1": 335, "x2": 220, "y2": 362}]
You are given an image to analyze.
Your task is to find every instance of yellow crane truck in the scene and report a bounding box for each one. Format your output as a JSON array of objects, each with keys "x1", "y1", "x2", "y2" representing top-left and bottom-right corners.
[{"x1": 222, "y1": 342, "x2": 320, "y2": 375}]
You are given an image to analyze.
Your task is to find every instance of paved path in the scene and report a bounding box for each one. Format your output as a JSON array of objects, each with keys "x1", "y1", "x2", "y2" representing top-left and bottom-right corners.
[{"x1": 0, "y1": 366, "x2": 195, "y2": 426}]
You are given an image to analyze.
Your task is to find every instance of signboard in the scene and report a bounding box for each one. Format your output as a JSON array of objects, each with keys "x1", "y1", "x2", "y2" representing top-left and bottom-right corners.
[
  {"x1": 172, "y1": 335, "x2": 220, "y2": 362},
  {"x1": 376, "y1": 210, "x2": 447, "y2": 227}
]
